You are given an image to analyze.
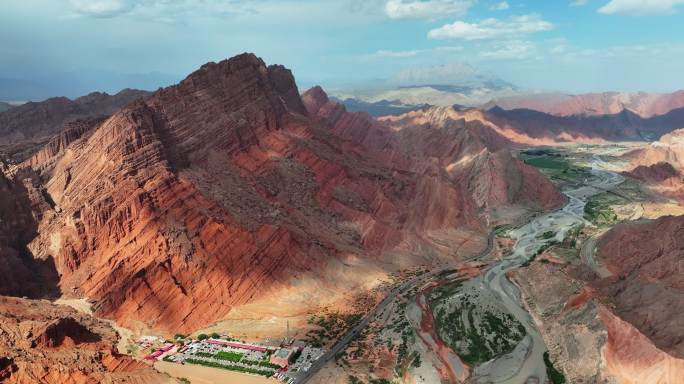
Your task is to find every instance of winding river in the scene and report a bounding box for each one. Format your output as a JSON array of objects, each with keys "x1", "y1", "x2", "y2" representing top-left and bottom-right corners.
[{"x1": 469, "y1": 154, "x2": 624, "y2": 383}]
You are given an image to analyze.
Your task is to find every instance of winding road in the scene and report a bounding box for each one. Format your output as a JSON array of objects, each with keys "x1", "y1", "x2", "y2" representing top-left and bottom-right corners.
[
  {"x1": 300, "y1": 153, "x2": 624, "y2": 384},
  {"x1": 472, "y1": 154, "x2": 624, "y2": 383},
  {"x1": 295, "y1": 227, "x2": 501, "y2": 383}
]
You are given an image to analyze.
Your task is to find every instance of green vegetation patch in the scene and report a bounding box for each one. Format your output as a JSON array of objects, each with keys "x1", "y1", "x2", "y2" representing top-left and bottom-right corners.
[
  {"x1": 523, "y1": 156, "x2": 568, "y2": 170},
  {"x1": 305, "y1": 311, "x2": 363, "y2": 347},
  {"x1": 584, "y1": 193, "x2": 622, "y2": 225},
  {"x1": 541, "y1": 231, "x2": 556, "y2": 240},
  {"x1": 185, "y1": 358, "x2": 275, "y2": 377},
  {"x1": 520, "y1": 150, "x2": 592, "y2": 185},
  {"x1": 215, "y1": 351, "x2": 243, "y2": 362},
  {"x1": 543, "y1": 351, "x2": 567, "y2": 384},
  {"x1": 428, "y1": 280, "x2": 464, "y2": 305},
  {"x1": 430, "y1": 285, "x2": 526, "y2": 365}
]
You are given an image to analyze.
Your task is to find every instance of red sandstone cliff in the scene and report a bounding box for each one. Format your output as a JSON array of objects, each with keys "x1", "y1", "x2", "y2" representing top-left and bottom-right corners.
[
  {"x1": 0, "y1": 296, "x2": 171, "y2": 383},
  {"x1": 596, "y1": 216, "x2": 684, "y2": 360},
  {"x1": 621, "y1": 129, "x2": 684, "y2": 202},
  {"x1": 8, "y1": 53, "x2": 563, "y2": 335},
  {"x1": 626, "y1": 128, "x2": 684, "y2": 169}
]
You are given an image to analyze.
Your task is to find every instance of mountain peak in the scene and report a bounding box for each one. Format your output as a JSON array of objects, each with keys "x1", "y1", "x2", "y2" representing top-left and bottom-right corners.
[
  {"x1": 174, "y1": 52, "x2": 306, "y2": 116},
  {"x1": 302, "y1": 86, "x2": 330, "y2": 115}
]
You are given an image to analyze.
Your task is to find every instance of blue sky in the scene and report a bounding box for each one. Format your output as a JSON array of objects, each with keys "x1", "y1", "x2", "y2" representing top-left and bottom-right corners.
[{"x1": 2, "y1": 0, "x2": 684, "y2": 98}]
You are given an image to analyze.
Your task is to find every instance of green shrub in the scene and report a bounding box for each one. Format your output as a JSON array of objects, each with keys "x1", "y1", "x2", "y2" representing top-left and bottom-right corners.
[
  {"x1": 543, "y1": 352, "x2": 567, "y2": 384},
  {"x1": 185, "y1": 358, "x2": 274, "y2": 377},
  {"x1": 215, "y1": 351, "x2": 243, "y2": 362}
]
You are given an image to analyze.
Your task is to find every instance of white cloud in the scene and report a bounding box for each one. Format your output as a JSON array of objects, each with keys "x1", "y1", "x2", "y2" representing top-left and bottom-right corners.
[
  {"x1": 371, "y1": 49, "x2": 420, "y2": 58},
  {"x1": 384, "y1": 0, "x2": 475, "y2": 20},
  {"x1": 435, "y1": 46, "x2": 465, "y2": 51},
  {"x1": 570, "y1": 0, "x2": 589, "y2": 6},
  {"x1": 480, "y1": 40, "x2": 535, "y2": 59},
  {"x1": 359, "y1": 46, "x2": 464, "y2": 60},
  {"x1": 428, "y1": 14, "x2": 554, "y2": 40},
  {"x1": 598, "y1": 0, "x2": 684, "y2": 15},
  {"x1": 69, "y1": 0, "x2": 136, "y2": 18},
  {"x1": 68, "y1": 0, "x2": 260, "y2": 20},
  {"x1": 490, "y1": 1, "x2": 510, "y2": 10}
]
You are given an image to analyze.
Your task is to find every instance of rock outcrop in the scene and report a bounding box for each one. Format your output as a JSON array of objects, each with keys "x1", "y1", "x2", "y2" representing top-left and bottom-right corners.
[
  {"x1": 597, "y1": 216, "x2": 684, "y2": 358},
  {"x1": 7, "y1": 53, "x2": 563, "y2": 335},
  {"x1": 626, "y1": 128, "x2": 684, "y2": 169},
  {"x1": 0, "y1": 296, "x2": 172, "y2": 383},
  {"x1": 624, "y1": 162, "x2": 680, "y2": 183},
  {"x1": 600, "y1": 307, "x2": 684, "y2": 384}
]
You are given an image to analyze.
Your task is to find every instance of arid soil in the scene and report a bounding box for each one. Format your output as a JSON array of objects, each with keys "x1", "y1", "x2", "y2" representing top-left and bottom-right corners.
[
  {"x1": 511, "y1": 262, "x2": 615, "y2": 383},
  {"x1": 0, "y1": 296, "x2": 173, "y2": 383}
]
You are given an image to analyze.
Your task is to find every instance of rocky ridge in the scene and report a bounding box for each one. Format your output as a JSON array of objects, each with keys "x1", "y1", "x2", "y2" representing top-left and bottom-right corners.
[{"x1": 3, "y1": 53, "x2": 564, "y2": 335}]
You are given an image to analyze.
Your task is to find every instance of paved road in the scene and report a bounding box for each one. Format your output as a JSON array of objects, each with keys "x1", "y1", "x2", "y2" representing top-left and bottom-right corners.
[
  {"x1": 298, "y1": 204, "x2": 569, "y2": 383},
  {"x1": 295, "y1": 228, "x2": 499, "y2": 384},
  {"x1": 579, "y1": 231, "x2": 612, "y2": 278}
]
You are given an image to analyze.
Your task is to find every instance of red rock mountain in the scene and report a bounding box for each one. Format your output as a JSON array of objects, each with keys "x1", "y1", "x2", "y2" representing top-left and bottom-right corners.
[
  {"x1": 624, "y1": 162, "x2": 680, "y2": 184},
  {"x1": 487, "y1": 90, "x2": 684, "y2": 118},
  {"x1": 0, "y1": 89, "x2": 149, "y2": 151},
  {"x1": 625, "y1": 128, "x2": 684, "y2": 169},
  {"x1": 4, "y1": 53, "x2": 562, "y2": 334},
  {"x1": 597, "y1": 216, "x2": 684, "y2": 359},
  {"x1": 622, "y1": 129, "x2": 684, "y2": 202}
]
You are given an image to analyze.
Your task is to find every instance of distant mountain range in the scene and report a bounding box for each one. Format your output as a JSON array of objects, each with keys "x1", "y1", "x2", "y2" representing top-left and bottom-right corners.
[
  {"x1": 485, "y1": 91, "x2": 684, "y2": 118},
  {"x1": 0, "y1": 70, "x2": 176, "y2": 101},
  {"x1": 331, "y1": 62, "x2": 519, "y2": 111},
  {"x1": 331, "y1": 63, "x2": 684, "y2": 120}
]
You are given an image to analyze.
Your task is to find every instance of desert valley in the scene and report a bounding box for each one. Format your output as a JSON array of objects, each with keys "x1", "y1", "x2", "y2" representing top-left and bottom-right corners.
[
  {"x1": 2, "y1": 1, "x2": 684, "y2": 384},
  {"x1": 0, "y1": 52, "x2": 683, "y2": 384}
]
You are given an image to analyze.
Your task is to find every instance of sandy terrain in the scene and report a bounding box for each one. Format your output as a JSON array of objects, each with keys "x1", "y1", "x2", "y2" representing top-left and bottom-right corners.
[
  {"x1": 55, "y1": 297, "x2": 94, "y2": 315},
  {"x1": 155, "y1": 361, "x2": 276, "y2": 384},
  {"x1": 55, "y1": 297, "x2": 149, "y2": 354}
]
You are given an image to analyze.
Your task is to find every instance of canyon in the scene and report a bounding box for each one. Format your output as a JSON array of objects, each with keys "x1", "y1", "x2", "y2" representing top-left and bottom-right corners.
[
  {"x1": 0, "y1": 53, "x2": 562, "y2": 336},
  {"x1": 0, "y1": 53, "x2": 682, "y2": 384}
]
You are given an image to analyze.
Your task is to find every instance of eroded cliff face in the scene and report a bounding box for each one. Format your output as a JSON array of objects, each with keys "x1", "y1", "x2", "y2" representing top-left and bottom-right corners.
[
  {"x1": 12, "y1": 53, "x2": 563, "y2": 334},
  {"x1": 625, "y1": 128, "x2": 684, "y2": 170},
  {"x1": 600, "y1": 307, "x2": 684, "y2": 384},
  {"x1": 597, "y1": 216, "x2": 684, "y2": 359},
  {"x1": 0, "y1": 168, "x2": 59, "y2": 298},
  {"x1": 0, "y1": 296, "x2": 171, "y2": 384}
]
